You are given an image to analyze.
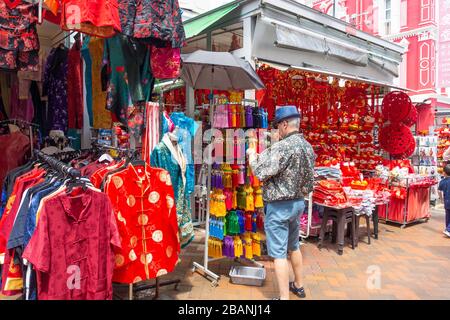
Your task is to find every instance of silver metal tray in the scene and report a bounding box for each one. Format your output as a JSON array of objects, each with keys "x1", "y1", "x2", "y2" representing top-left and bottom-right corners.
[{"x1": 229, "y1": 266, "x2": 266, "y2": 287}]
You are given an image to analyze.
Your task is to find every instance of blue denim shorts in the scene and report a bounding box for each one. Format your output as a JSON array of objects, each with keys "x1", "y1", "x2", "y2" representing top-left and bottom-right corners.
[{"x1": 264, "y1": 199, "x2": 305, "y2": 259}]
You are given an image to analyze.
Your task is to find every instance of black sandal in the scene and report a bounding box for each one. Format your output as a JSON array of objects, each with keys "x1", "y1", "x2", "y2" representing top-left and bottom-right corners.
[{"x1": 289, "y1": 282, "x2": 306, "y2": 298}]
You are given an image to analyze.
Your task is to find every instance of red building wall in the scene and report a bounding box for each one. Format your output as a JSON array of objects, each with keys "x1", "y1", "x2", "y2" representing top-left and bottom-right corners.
[{"x1": 310, "y1": 0, "x2": 439, "y2": 98}]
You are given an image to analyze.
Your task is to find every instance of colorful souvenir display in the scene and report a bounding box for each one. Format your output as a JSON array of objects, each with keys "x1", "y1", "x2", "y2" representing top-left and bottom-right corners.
[
  {"x1": 208, "y1": 98, "x2": 267, "y2": 260},
  {"x1": 255, "y1": 65, "x2": 386, "y2": 171},
  {"x1": 212, "y1": 104, "x2": 268, "y2": 129}
]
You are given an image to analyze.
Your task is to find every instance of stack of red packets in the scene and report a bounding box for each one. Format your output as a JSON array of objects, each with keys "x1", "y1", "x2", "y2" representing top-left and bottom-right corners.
[{"x1": 313, "y1": 180, "x2": 348, "y2": 208}]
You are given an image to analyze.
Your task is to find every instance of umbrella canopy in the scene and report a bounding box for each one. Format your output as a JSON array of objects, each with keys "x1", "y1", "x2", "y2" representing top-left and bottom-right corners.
[{"x1": 180, "y1": 50, "x2": 265, "y2": 90}]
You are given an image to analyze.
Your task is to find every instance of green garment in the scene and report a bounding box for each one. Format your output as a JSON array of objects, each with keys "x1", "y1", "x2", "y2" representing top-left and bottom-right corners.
[
  {"x1": 104, "y1": 35, "x2": 154, "y2": 136},
  {"x1": 151, "y1": 138, "x2": 194, "y2": 248}
]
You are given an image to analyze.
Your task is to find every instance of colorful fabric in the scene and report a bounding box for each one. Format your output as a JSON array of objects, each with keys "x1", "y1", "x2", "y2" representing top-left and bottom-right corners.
[
  {"x1": 81, "y1": 36, "x2": 94, "y2": 127},
  {"x1": 105, "y1": 35, "x2": 154, "y2": 135},
  {"x1": 169, "y1": 112, "x2": 199, "y2": 196},
  {"x1": 60, "y1": 0, "x2": 122, "y2": 38},
  {"x1": 117, "y1": 0, "x2": 186, "y2": 48},
  {"x1": 104, "y1": 164, "x2": 180, "y2": 284},
  {"x1": 150, "y1": 45, "x2": 181, "y2": 79},
  {"x1": 0, "y1": 1, "x2": 39, "y2": 71}
]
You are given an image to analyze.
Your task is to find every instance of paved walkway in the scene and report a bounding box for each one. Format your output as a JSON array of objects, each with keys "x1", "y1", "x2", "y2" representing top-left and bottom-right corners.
[
  {"x1": 150, "y1": 207, "x2": 450, "y2": 300},
  {"x1": 2, "y1": 208, "x2": 450, "y2": 300}
]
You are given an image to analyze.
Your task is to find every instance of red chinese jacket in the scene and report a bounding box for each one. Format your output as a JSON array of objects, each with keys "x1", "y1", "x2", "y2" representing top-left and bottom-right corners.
[{"x1": 104, "y1": 164, "x2": 180, "y2": 284}]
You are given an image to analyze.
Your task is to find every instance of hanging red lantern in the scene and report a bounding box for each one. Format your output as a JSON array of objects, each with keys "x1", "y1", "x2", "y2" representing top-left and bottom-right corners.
[
  {"x1": 379, "y1": 123, "x2": 415, "y2": 155},
  {"x1": 403, "y1": 104, "x2": 418, "y2": 128},
  {"x1": 382, "y1": 91, "x2": 412, "y2": 123}
]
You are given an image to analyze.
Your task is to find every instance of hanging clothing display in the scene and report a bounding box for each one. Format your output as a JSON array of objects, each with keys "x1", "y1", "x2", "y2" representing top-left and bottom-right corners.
[
  {"x1": 150, "y1": 45, "x2": 181, "y2": 79},
  {"x1": 151, "y1": 133, "x2": 194, "y2": 248},
  {"x1": 0, "y1": 1, "x2": 40, "y2": 72},
  {"x1": 117, "y1": 0, "x2": 186, "y2": 48},
  {"x1": 67, "y1": 39, "x2": 83, "y2": 130},
  {"x1": 60, "y1": 0, "x2": 122, "y2": 38},
  {"x1": 103, "y1": 163, "x2": 180, "y2": 284},
  {"x1": 22, "y1": 188, "x2": 121, "y2": 300},
  {"x1": 0, "y1": 152, "x2": 122, "y2": 299},
  {"x1": 42, "y1": 45, "x2": 69, "y2": 132},
  {"x1": 81, "y1": 36, "x2": 94, "y2": 127},
  {"x1": 90, "y1": 37, "x2": 111, "y2": 129},
  {"x1": 104, "y1": 35, "x2": 154, "y2": 136}
]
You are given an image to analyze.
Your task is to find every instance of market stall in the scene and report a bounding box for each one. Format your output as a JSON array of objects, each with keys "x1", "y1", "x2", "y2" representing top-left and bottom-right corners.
[{"x1": 0, "y1": 0, "x2": 198, "y2": 301}]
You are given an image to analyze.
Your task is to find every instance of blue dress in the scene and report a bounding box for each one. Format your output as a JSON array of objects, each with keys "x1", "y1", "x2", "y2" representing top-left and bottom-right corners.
[{"x1": 168, "y1": 112, "x2": 199, "y2": 196}]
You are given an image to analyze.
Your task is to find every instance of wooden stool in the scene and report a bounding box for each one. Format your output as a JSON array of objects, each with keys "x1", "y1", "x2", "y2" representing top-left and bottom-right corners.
[
  {"x1": 318, "y1": 207, "x2": 355, "y2": 255},
  {"x1": 354, "y1": 214, "x2": 371, "y2": 247}
]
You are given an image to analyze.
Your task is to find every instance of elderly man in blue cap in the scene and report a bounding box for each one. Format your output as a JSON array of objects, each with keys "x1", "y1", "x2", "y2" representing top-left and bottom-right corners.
[{"x1": 248, "y1": 105, "x2": 316, "y2": 300}]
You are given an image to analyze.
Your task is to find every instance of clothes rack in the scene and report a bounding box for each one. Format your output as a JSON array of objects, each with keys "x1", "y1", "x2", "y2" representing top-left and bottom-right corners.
[
  {"x1": 113, "y1": 278, "x2": 181, "y2": 300},
  {"x1": 34, "y1": 149, "x2": 81, "y2": 178},
  {"x1": 35, "y1": 147, "x2": 181, "y2": 299}
]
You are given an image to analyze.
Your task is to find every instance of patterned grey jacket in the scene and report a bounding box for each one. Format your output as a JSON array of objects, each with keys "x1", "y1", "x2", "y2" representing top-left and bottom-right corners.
[{"x1": 250, "y1": 132, "x2": 316, "y2": 203}]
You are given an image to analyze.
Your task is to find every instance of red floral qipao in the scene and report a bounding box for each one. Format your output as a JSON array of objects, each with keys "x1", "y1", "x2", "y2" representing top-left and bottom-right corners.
[{"x1": 104, "y1": 164, "x2": 180, "y2": 284}]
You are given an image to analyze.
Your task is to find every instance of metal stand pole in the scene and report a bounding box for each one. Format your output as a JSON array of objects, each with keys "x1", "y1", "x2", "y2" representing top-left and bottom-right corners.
[
  {"x1": 192, "y1": 163, "x2": 221, "y2": 285},
  {"x1": 301, "y1": 192, "x2": 313, "y2": 239}
]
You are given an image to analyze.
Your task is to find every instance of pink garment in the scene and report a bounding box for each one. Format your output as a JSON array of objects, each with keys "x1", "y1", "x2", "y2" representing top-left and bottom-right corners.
[
  {"x1": 142, "y1": 102, "x2": 160, "y2": 165},
  {"x1": 151, "y1": 46, "x2": 181, "y2": 79},
  {"x1": 213, "y1": 104, "x2": 229, "y2": 128}
]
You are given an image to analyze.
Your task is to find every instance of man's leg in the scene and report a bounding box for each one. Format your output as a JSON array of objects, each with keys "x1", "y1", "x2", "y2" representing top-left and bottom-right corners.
[
  {"x1": 289, "y1": 249, "x2": 304, "y2": 288},
  {"x1": 287, "y1": 200, "x2": 305, "y2": 291},
  {"x1": 264, "y1": 202, "x2": 290, "y2": 300},
  {"x1": 274, "y1": 258, "x2": 290, "y2": 300}
]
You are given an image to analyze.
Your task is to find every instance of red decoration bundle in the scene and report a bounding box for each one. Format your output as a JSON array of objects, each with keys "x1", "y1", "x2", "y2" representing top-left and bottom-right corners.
[
  {"x1": 313, "y1": 180, "x2": 348, "y2": 207},
  {"x1": 379, "y1": 91, "x2": 417, "y2": 159}
]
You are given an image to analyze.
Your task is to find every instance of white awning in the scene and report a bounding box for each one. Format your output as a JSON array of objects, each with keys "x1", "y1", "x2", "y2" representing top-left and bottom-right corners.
[
  {"x1": 275, "y1": 24, "x2": 369, "y2": 67},
  {"x1": 252, "y1": 15, "x2": 401, "y2": 83}
]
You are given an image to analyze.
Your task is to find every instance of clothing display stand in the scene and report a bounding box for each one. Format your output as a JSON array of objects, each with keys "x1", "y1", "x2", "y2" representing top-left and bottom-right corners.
[
  {"x1": 192, "y1": 98, "x2": 263, "y2": 287},
  {"x1": 300, "y1": 193, "x2": 314, "y2": 239},
  {"x1": 192, "y1": 164, "x2": 208, "y2": 227}
]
